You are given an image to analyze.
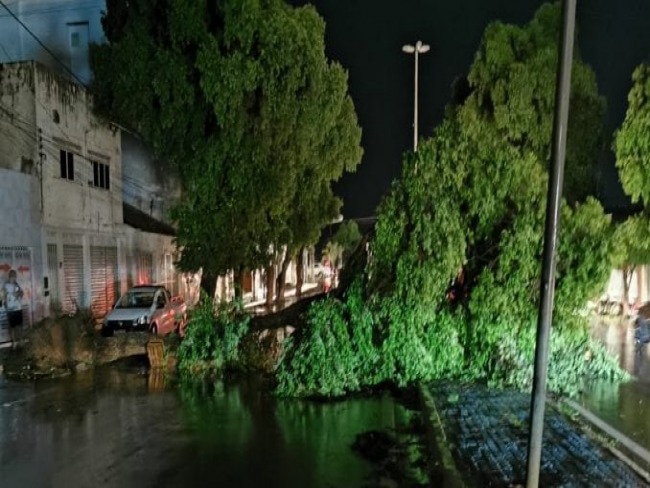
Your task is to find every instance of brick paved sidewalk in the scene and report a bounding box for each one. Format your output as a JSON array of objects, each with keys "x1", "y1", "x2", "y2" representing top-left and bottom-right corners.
[{"x1": 421, "y1": 384, "x2": 647, "y2": 487}]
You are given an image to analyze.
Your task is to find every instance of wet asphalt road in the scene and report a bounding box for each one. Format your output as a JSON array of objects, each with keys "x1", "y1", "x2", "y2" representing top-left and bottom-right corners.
[
  {"x1": 0, "y1": 365, "x2": 397, "y2": 488},
  {"x1": 1, "y1": 317, "x2": 648, "y2": 488}
]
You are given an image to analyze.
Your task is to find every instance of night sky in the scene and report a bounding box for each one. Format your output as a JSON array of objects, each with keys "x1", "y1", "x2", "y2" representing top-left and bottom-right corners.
[{"x1": 294, "y1": 0, "x2": 650, "y2": 220}]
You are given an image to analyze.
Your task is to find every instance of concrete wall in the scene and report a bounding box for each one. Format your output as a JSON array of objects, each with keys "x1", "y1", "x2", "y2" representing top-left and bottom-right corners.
[
  {"x1": 0, "y1": 61, "x2": 190, "y2": 333},
  {"x1": 0, "y1": 1, "x2": 182, "y2": 227},
  {"x1": 121, "y1": 132, "x2": 181, "y2": 225},
  {"x1": 0, "y1": 62, "x2": 38, "y2": 173},
  {"x1": 0, "y1": 168, "x2": 45, "y2": 339},
  {"x1": 605, "y1": 265, "x2": 650, "y2": 304},
  {"x1": 32, "y1": 62, "x2": 122, "y2": 231},
  {"x1": 0, "y1": 0, "x2": 106, "y2": 85}
]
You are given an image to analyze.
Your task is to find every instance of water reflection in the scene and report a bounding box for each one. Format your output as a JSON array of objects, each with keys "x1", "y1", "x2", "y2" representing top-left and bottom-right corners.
[
  {"x1": 0, "y1": 367, "x2": 395, "y2": 488},
  {"x1": 581, "y1": 380, "x2": 650, "y2": 452},
  {"x1": 169, "y1": 377, "x2": 397, "y2": 488},
  {"x1": 583, "y1": 318, "x2": 650, "y2": 452},
  {"x1": 590, "y1": 317, "x2": 650, "y2": 379}
]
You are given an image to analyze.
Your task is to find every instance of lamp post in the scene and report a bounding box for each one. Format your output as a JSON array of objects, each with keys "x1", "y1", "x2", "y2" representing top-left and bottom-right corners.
[
  {"x1": 525, "y1": 0, "x2": 576, "y2": 486},
  {"x1": 402, "y1": 40, "x2": 430, "y2": 152}
]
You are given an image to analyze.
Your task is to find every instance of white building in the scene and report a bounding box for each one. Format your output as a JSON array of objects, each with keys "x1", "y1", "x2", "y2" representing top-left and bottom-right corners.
[
  {"x1": 0, "y1": 0, "x2": 321, "y2": 328},
  {"x1": 0, "y1": 61, "x2": 185, "y2": 343},
  {"x1": 0, "y1": 0, "x2": 105, "y2": 85},
  {"x1": 0, "y1": 0, "x2": 182, "y2": 225}
]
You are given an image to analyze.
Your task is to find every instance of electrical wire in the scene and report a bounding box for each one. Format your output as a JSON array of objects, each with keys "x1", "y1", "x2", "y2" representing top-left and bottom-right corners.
[
  {"x1": 0, "y1": 13, "x2": 177, "y2": 239},
  {"x1": 0, "y1": 0, "x2": 88, "y2": 87},
  {"x1": 0, "y1": 2, "x2": 102, "y2": 20}
]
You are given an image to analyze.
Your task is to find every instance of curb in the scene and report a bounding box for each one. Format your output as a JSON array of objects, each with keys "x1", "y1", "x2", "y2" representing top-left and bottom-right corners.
[
  {"x1": 561, "y1": 398, "x2": 650, "y2": 484},
  {"x1": 418, "y1": 384, "x2": 466, "y2": 487}
]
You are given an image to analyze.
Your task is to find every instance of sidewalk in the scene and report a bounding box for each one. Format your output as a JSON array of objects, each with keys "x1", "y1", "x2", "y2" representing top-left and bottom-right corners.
[
  {"x1": 244, "y1": 282, "x2": 322, "y2": 316},
  {"x1": 420, "y1": 384, "x2": 647, "y2": 486}
]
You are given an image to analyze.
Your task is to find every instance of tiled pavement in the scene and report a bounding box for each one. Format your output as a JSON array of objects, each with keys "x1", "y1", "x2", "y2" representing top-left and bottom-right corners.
[{"x1": 422, "y1": 384, "x2": 647, "y2": 487}]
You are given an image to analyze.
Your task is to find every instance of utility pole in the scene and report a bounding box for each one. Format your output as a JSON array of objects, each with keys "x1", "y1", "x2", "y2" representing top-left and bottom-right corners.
[
  {"x1": 402, "y1": 40, "x2": 430, "y2": 152},
  {"x1": 525, "y1": 0, "x2": 576, "y2": 486}
]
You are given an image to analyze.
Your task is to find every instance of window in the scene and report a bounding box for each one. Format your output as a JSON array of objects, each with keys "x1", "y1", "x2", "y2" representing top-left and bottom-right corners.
[
  {"x1": 59, "y1": 150, "x2": 74, "y2": 181},
  {"x1": 92, "y1": 161, "x2": 110, "y2": 190},
  {"x1": 70, "y1": 32, "x2": 80, "y2": 48}
]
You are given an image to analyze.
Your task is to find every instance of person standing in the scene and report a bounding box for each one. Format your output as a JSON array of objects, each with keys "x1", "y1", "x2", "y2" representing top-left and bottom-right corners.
[
  {"x1": 2, "y1": 270, "x2": 24, "y2": 349},
  {"x1": 322, "y1": 257, "x2": 332, "y2": 293}
]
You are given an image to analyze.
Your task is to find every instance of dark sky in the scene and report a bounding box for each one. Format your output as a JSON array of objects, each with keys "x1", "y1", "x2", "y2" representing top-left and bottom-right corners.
[{"x1": 294, "y1": 0, "x2": 650, "y2": 219}]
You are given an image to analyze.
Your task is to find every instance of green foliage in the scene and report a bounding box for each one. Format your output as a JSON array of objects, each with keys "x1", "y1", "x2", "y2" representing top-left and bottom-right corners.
[
  {"x1": 91, "y1": 0, "x2": 363, "y2": 284},
  {"x1": 613, "y1": 64, "x2": 650, "y2": 275},
  {"x1": 275, "y1": 280, "x2": 465, "y2": 397},
  {"x1": 486, "y1": 323, "x2": 628, "y2": 395},
  {"x1": 323, "y1": 241, "x2": 343, "y2": 267},
  {"x1": 615, "y1": 64, "x2": 650, "y2": 205},
  {"x1": 275, "y1": 295, "x2": 360, "y2": 397},
  {"x1": 331, "y1": 220, "x2": 363, "y2": 262},
  {"x1": 178, "y1": 293, "x2": 250, "y2": 376},
  {"x1": 275, "y1": 3, "x2": 623, "y2": 398},
  {"x1": 458, "y1": 2, "x2": 605, "y2": 204},
  {"x1": 612, "y1": 215, "x2": 650, "y2": 269}
]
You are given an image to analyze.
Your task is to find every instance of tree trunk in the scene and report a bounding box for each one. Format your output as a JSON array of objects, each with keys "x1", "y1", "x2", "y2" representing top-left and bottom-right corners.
[
  {"x1": 296, "y1": 247, "x2": 305, "y2": 299},
  {"x1": 276, "y1": 255, "x2": 292, "y2": 303},
  {"x1": 622, "y1": 266, "x2": 635, "y2": 315},
  {"x1": 265, "y1": 264, "x2": 276, "y2": 307},
  {"x1": 233, "y1": 266, "x2": 244, "y2": 301},
  {"x1": 200, "y1": 271, "x2": 217, "y2": 302}
]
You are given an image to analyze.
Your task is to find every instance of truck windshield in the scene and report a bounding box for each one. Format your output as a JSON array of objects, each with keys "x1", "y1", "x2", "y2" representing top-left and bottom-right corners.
[{"x1": 116, "y1": 291, "x2": 155, "y2": 309}]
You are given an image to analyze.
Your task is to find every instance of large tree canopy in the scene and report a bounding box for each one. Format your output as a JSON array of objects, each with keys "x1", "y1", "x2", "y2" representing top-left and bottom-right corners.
[
  {"x1": 277, "y1": 3, "x2": 621, "y2": 398},
  {"x1": 455, "y1": 3, "x2": 605, "y2": 204},
  {"x1": 615, "y1": 64, "x2": 650, "y2": 206},
  {"x1": 612, "y1": 63, "x2": 650, "y2": 305},
  {"x1": 90, "y1": 0, "x2": 363, "y2": 292},
  {"x1": 371, "y1": 4, "x2": 612, "y2": 320}
]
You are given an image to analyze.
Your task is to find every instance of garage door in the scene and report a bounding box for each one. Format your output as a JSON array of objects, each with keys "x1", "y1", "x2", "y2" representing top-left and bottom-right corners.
[
  {"x1": 90, "y1": 246, "x2": 118, "y2": 318},
  {"x1": 63, "y1": 245, "x2": 84, "y2": 314}
]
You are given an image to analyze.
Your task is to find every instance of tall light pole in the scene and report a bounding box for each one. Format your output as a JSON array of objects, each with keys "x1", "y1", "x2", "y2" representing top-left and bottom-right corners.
[
  {"x1": 402, "y1": 40, "x2": 430, "y2": 152},
  {"x1": 525, "y1": 0, "x2": 576, "y2": 486}
]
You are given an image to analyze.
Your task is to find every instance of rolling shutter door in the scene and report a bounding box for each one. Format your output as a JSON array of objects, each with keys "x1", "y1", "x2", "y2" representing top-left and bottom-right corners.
[
  {"x1": 90, "y1": 246, "x2": 118, "y2": 318},
  {"x1": 63, "y1": 245, "x2": 84, "y2": 313}
]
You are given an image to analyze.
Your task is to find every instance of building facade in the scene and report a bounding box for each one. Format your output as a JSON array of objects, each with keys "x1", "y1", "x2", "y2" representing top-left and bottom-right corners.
[
  {"x1": 0, "y1": 61, "x2": 186, "y2": 343},
  {"x1": 0, "y1": 0, "x2": 105, "y2": 85},
  {"x1": 0, "y1": 0, "x2": 183, "y2": 226}
]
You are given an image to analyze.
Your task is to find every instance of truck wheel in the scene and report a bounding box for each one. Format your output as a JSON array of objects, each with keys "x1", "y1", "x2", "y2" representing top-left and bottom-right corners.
[{"x1": 150, "y1": 324, "x2": 158, "y2": 335}]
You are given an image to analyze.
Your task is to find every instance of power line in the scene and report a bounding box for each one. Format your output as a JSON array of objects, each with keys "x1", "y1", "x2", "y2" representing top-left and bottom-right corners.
[
  {"x1": 0, "y1": 2, "x2": 102, "y2": 20},
  {"x1": 0, "y1": 0, "x2": 87, "y2": 87}
]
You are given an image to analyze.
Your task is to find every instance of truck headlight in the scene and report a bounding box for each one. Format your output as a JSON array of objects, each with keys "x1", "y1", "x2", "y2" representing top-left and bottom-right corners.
[{"x1": 137, "y1": 315, "x2": 148, "y2": 325}]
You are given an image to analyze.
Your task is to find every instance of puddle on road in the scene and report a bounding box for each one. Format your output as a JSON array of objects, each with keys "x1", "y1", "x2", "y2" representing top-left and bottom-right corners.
[
  {"x1": 584, "y1": 318, "x2": 650, "y2": 453},
  {"x1": 581, "y1": 379, "x2": 650, "y2": 453},
  {"x1": 0, "y1": 365, "x2": 401, "y2": 488}
]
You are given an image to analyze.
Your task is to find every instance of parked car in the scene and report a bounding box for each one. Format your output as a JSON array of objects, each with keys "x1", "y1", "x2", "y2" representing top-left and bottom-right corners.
[{"x1": 101, "y1": 285, "x2": 187, "y2": 337}]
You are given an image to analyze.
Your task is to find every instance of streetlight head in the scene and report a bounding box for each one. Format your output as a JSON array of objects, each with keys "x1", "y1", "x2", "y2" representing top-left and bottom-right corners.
[
  {"x1": 402, "y1": 44, "x2": 415, "y2": 53},
  {"x1": 418, "y1": 44, "x2": 431, "y2": 53}
]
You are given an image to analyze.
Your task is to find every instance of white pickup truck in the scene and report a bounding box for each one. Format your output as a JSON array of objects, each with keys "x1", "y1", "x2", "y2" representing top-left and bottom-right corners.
[{"x1": 101, "y1": 285, "x2": 187, "y2": 336}]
